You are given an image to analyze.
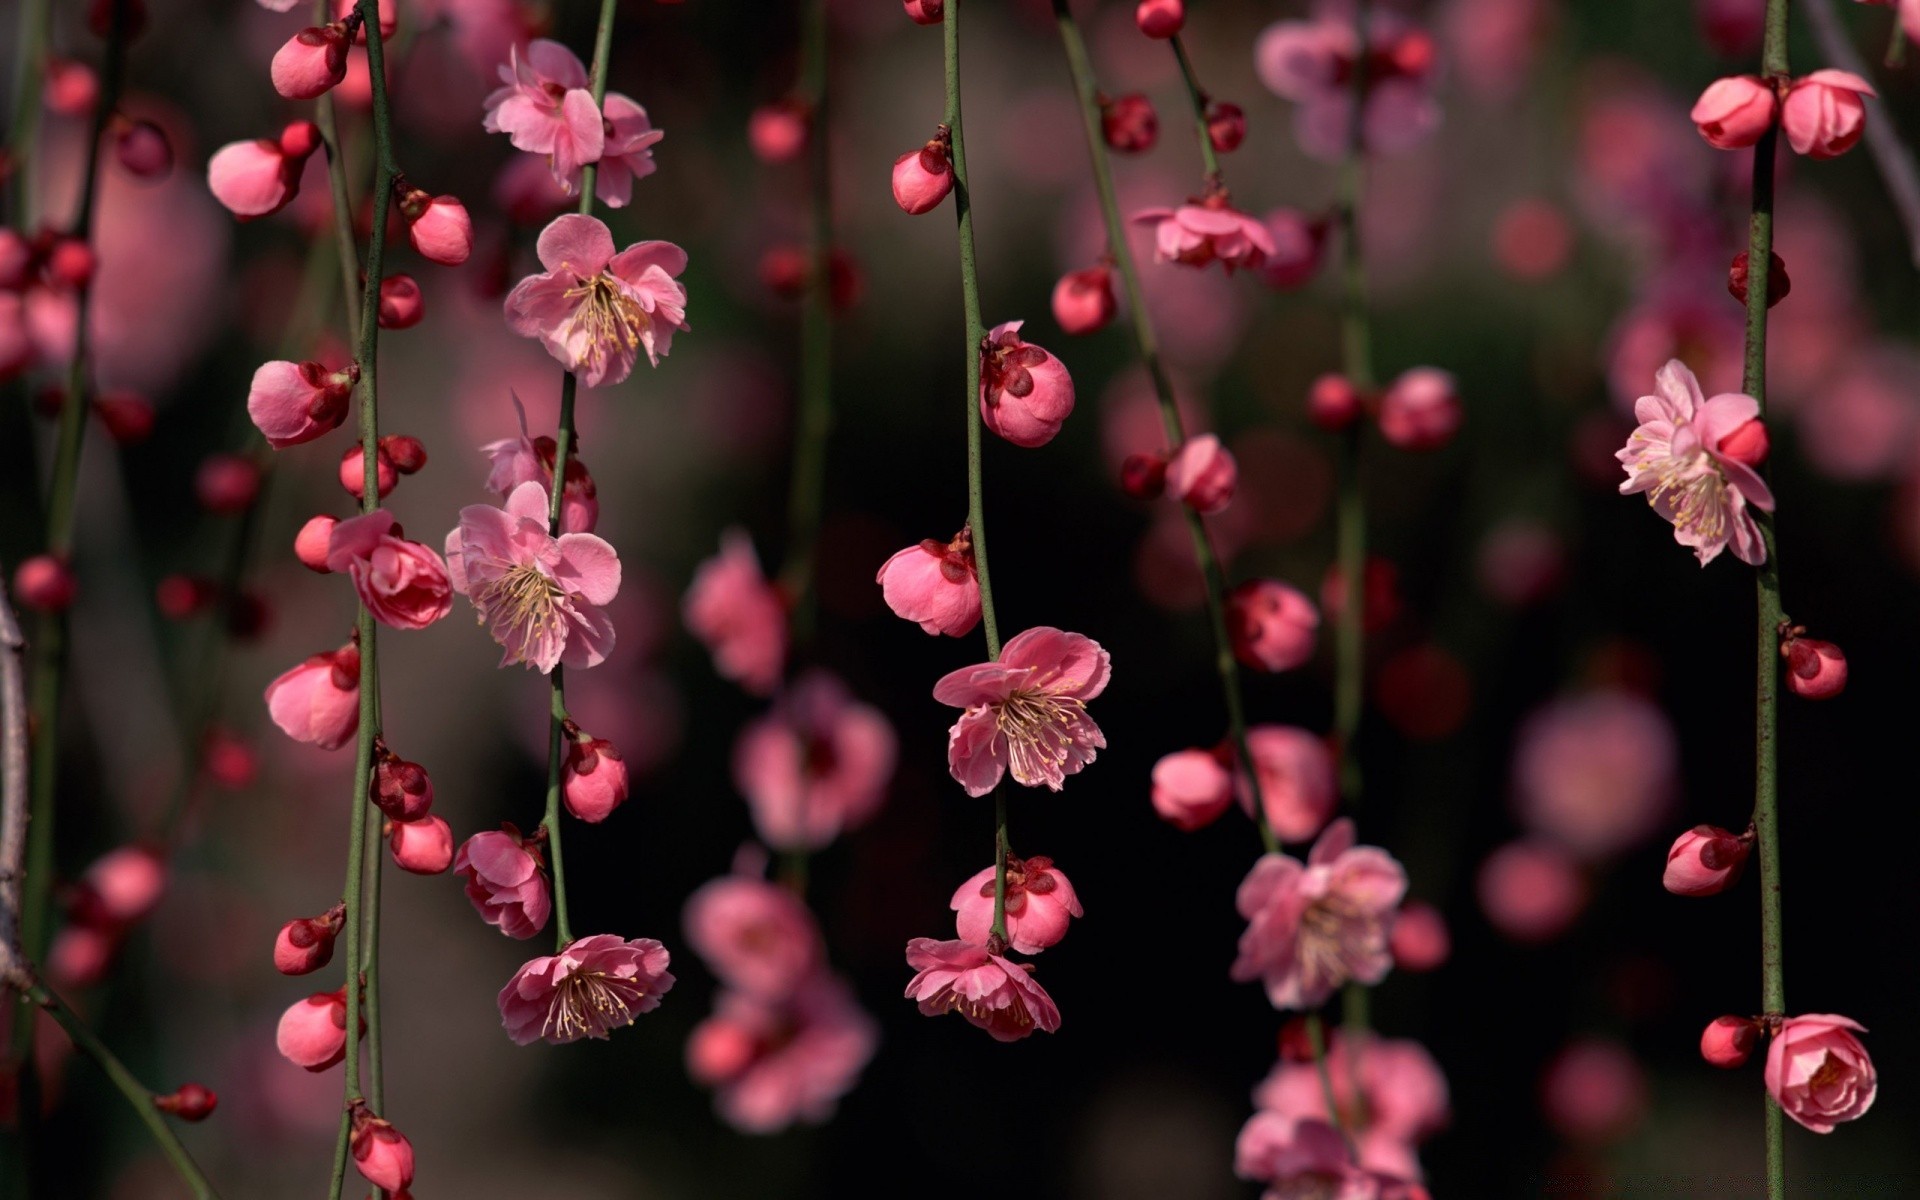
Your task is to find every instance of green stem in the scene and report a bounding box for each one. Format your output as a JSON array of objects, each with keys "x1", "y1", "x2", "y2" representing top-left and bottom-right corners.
[
  {"x1": 1168, "y1": 35, "x2": 1221, "y2": 184},
  {"x1": 543, "y1": 669, "x2": 575, "y2": 947},
  {"x1": 1048, "y1": 0, "x2": 1275, "y2": 854},
  {"x1": 4, "y1": 0, "x2": 52, "y2": 223},
  {"x1": 314, "y1": 0, "x2": 362, "y2": 335},
  {"x1": 1302, "y1": 1012, "x2": 1345, "y2": 1137},
  {"x1": 361, "y1": 801, "x2": 384, "y2": 1114}
]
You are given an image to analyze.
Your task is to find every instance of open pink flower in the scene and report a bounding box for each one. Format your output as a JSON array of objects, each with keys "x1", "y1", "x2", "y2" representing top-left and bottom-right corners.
[
  {"x1": 498, "y1": 933, "x2": 675, "y2": 1045},
  {"x1": 1253, "y1": 1031, "x2": 1450, "y2": 1182},
  {"x1": 325, "y1": 510, "x2": 453, "y2": 631},
  {"x1": 576, "y1": 94, "x2": 663, "y2": 208},
  {"x1": 1617, "y1": 358, "x2": 1775, "y2": 566},
  {"x1": 1765, "y1": 1014, "x2": 1876, "y2": 1132},
  {"x1": 1781, "y1": 70, "x2": 1875, "y2": 160},
  {"x1": 732, "y1": 671, "x2": 896, "y2": 850},
  {"x1": 264, "y1": 642, "x2": 359, "y2": 749},
  {"x1": 482, "y1": 40, "x2": 604, "y2": 188},
  {"x1": 504, "y1": 213, "x2": 689, "y2": 387},
  {"x1": 951, "y1": 856, "x2": 1082, "y2": 954},
  {"x1": 902, "y1": 938, "x2": 1061, "y2": 1042},
  {"x1": 247, "y1": 359, "x2": 356, "y2": 448},
  {"x1": 687, "y1": 972, "x2": 878, "y2": 1133},
  {"x1": 683, "y1": 529, "x2": 788, "y2": 695},
  {"x1": 1236, "y1": 1114, "x2": 1417, "y2": 1197},
  {"x1": 877, "y1": 528, "x2": 981, "y2": 637},
  {"x1": 1232, "y1": 818, "x2": 1407, "y2": 1009},
  {"x1": 933, "y1": 626, "x2": 1110, "y2": 796},
  {"x1": 683, "y1": 873, "x2": 823, "y2": 1000},
  {"x1": 454, "y1": 825, "x2": 551, "y2": 940},
  {"x1": 1255, "y1": 8, "x2": 1441, "y2": 160},
  {"x1": 1133, "y1": 199, "x2": 1277, "y2": 273},
  {"x1": 446, "y1": 480, "x2": 620, "y2": 672}
]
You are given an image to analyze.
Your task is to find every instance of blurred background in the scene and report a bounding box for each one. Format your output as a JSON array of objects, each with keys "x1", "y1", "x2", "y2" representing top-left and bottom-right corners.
[{"x1": 4, "y1": 0, "x2": 1920, "y2": 1195}]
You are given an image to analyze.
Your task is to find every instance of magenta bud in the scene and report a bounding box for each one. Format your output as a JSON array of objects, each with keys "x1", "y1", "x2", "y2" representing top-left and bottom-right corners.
[
  {"x1": 46, "y1": 237, "x2": 96, "y2": 289},
  {"x1": 1662, "y1": 824, "x2": 1751, "y2": 896},
  {"x1": 339, "y1": 443, "x2": 398, "y2": 500},
  {"x1": 373, "y1": 753, "x2": 434, "y2": 821},
  {"x1": 1118, "y1": 452, "x2": 1167, "y2": 500},
  {"x1": 349, "y1": 1102, "x2": 416, "y2": 1194},
  {"x1": 1101, "y1": 93, "x2": 1158, "y2": 154},
  {"x1": 278, "y1": 119, "x2": 323, "y2": 162},
  {"x1": 155, "y1": 574, "x2": 218, "y2": 620},
  {"x1": 294, "y1": 515, "x2": 337, "y2": 573},
  {"x1": 114, "y1": 119, "x2": 173, "y2": 180},
  {"x1": 891, "y1": 138, "x2": 954, "y2": 215},
  {"x1": 379, "y1": 433, "x2": 428, "y2": 474},
  {"x1": 1135, "y1": 0, "x2": 1184, "y2": 38},
  {"x1": 153, "y1": 1082, "x2": 218, "y2": 1121},
  {"x1": 377, "y1": 273, "x2": 425, "y2": 329},
  {"x1": 271, "y1": 23, "x2": 351, "y2": 101},
  {"x1": 1378, "y1": 367, "x2": 1462, "y2": 451},
  {"x1": 195, "y1": 453, "x2": 262, "y2": 515},
  {"x1": 13, "y1": 554, "x2": 77, "y2": 613},
  {"x1": 902, "y1": 0, "x2": 943, "y2": 23},
  {"x1": 1307, "y1": 372, "x2": 1364, "y2": 431},
  {"x1": 387, "y1": 815, "x2": 454, "y2": 875},
  {"x1": 1701, "y1": 1015, "x2": 1760, "y2": 1068},
  {"x1": 1164, "y1": 433, "x2": 1238, "y2": 514},
  {"x1": 563, "y1": 734, "x2": 630, "y2": 823},
  {"x1": 1727, "y1": 250, "x2": 1791, "y2": 309},
  {"x1": 1206, "y1": 101, "x2": 1246, "y2": 153},
  {"x1": 93, "y1": 389, "x2": 155, "y2": 443},
  {"x1": 274, "y1": 905, "x2": 345, "y2": 975},
  {"x1": 1051, "y1": 265, "x2": 1116, "y2": 336},
  {"x1": 1783, "y1": 636, "x2": 1846, "y2": 700},
  {"x1": 747, "y1": 99, "x2": 809, "y2": 164}
]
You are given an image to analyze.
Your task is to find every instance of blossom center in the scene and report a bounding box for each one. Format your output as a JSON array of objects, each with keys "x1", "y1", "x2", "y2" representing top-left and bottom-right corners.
[
  {"x1": 1809, "y1": 1051, "x2": 1848, "y2": 1094},
  {"x1": 544, "y1": 968, "x2": 652, "y2": 1041},
  {"x1": 1647, "y1": 443, "x2": 1732, "y2": 543},
  {"x1": 1297, "y1": 894, "x2": 1379, "y2": 994},
  {"x1": 475, "y1": 562, "x2": 566, "y2": 653},
  {"x1": 995, "y1": 690, "x2": 1085, "y2": 785},
  {"x1": 563, "y1": 272, "x2": 649, "y2": 371}
]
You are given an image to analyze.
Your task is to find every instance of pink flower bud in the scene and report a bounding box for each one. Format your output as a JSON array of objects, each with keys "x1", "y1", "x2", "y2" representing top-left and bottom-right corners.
[
  {"x1": 155, "y1": 574, "x2": 217, "y2": 620},
  {"x1": 113, "y1": 119, "x2": 172, "y2": 180},
  {"x1": 276, "y1": 988, "x2": 350, "y2": 1071},
  {"x1": 247, "y1": 359, "x2": 354, "y2": 448},
  {"x1": 1206, "y1": 101, "x2": 1246, "y2": 153},
  {"x1": 1389, "y1": 900, "x2": 1451, "y2": 972},
  {"x1": 891, "y1": 139, "x2": 954, "y2": 215},
  {"x1": 687, "y1": 1016, "x2": 757, "y2": 1084},
  {"x1": 903, "y1": 0, "x2": 943, "y2": 23},
  {"x1": 207, "y1": 128, "x2": 315, "y2": 220},
  {"x1": 1690, "y1": 74, "x2": 1778, "y2": 150},
  {"x1": 1783, "y1": 636, "x2": 1847, "y2": 700},
  {"x1": 1164, "y1": 433, "x2": 1238, "y2": 513},
  {"x1": 1716, "y1": 416, "x2": 1769, "y2": 467},
  {"x1": 93, "y1": 389, "x2": 154, "y2": 443},
  {"x1": 1101, "y1": 93, "x2": 1158, "y2": 153},
  {"x1": 377, "y1": 274, "x2": 424, "y2": 329},
  {"x1": 373, "y1": 751, "x2": 434, "y2": 821},
  {"x1": 1051, "y1": 265, "x2": 1117, "y2": 336},
  {"x1": 1727, "y1": 249, "x2": 1790, "y2": 309},
  {"x1": 271, "y1": 23, "x2": 350, "y2": 100},
  {"x1": 46, "y1": 238, "x2": 96, "y2": 289},
  {"x1": 339, "y1": 443, "x2": 398, "y2": 500},
  {"x1": 454, "y1": 826, "x2": 551, "y2": 939},
  {"x1": 1135, "y1": 0, "x2": 1184, "y2": 38},
  {"x1": 378, "y1": 433, "x2": 427, "y2": 474},
  {"x1": 564, "y1": 734, "x2": 630, "y2": 823},
  {"x1": 1320, "y1": 557, "x2": 1400, "y2": 634},
  {"x1": 387, "y1": 815, "x2": 454, "y2": 874},
  {"x1": 1700, "y1": 1015, "x2": 1759, "y2": 1068},
  {"x1": 397, "y1": 188, "x2": 473, "y2": 265},
  {"x1": 295, "y1": 516, "x2": 337, "y2": 572},
  {"x1": 0, "y1": 228, "x2": 33, "y2": 289},
  {"x1": 1150, "y1": 747, "x2": 1233, "y2": 831},
  {"x1": 1119, "y1": 452, "x2": 1167, "y2": 500},
  {"x1": 202, "y1": 728, "x2": 258, "y2": 788},
  {"x1": 747, "y1": 100, "x2": 808, "y2": 164},
  {"x1": 1307, "y1": 372, "x2": 1363, "y2": 431},
  {"x1": 1226, "y1": 579, "x2": 1319, "y2": 672},
  {"x1": 1781, "y1": 70, "x2": 1874, "y2": 160},
  {"x1": 877, "y1": 530, "x2": 981, "y2": 637},
  {"x1": 12, "y1": 554, "x2": 76, "y2": 613},
  {"x1": 152, "y1": 1082, "x2": 218, "y2": 1121},
  {"x1": 48, "y1": 924, "x2": 116, "y2": 989},
  {"x1": 1257, "y1": 208, "x2": 1325, "y2": 290},
  {"x1": 1662, "y1": 824, "x2": 1751, "y2": 896},
  {"x1": 70, "y1": 844, "x2": 168, "y2": 927},
  {"x1": 279, "y1": 119, "x2": 322, "y2": 161},
  {"x1": 43, "y1": 57, "x2": 98, "y2": 117},
  {"x1": 1378, "y1": 367, "x2": 1462, "y2": 451},
  {"x1": 1765, "y1": 1014, "x2": 1876, "y2": 1132},
  {"x1": 195, "y1": 454, "x2": 262, "y2": 515},
  {"x1": 264, "y1": 642, "x2": 360, "y2": 750},
  {"x1": 273, "y1": 904, "x2": 345, "y2": 975},
  {"x1": 349, "y1": 1104, "x2": 416, "y2": 1193},
  {"x1": 980, "y1": 320, "x2": 1074, "y2": 447}
]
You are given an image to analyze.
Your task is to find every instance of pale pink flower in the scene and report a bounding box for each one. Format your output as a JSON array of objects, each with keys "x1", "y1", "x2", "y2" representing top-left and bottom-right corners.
[
  {"x1": 1765, "y1": 1014, "x2": 1876, "y2": 1132},
  {"x1": 876, "y1": 528, "x2": 980, "y2": 637},
  {"x1": 1236, "y1": 1114, "x2": 1409, "y2": 1197},
  {"x1": 1236, "y1": 726, "x2": 1337, "y2": 845},
  {"x1": 933, "y1": 626, "x2": 1110, "y2": 796},
  {"x1": 950, "y1": 856, "x2": 1082, "y2": 954},
  {"x1": 1477, "y1": 838, "x2": 1586, "y2": 943},
  {"x1": 498, "y1": 933, "x2": 676, "y2": 1045},
  {"x1": 1252, "y1": 1031, "x2": 1449, "y2": 1182},
  {"x1": 980, "y1": 320, "x2": 1075, "y2": 447},
  {"x1": 1231, "y1": 818, "x2": 1407, "y2": 1010},
  {"x1": 1255, "y1": 9, "x2": 1441, "y2": 160},
  {"x1": 482, "y1": 40, "x2": 604, "y2": 187},
  {"x1": 687, "y1": 972, "x2": 878, "y2": 1133},
  {"x1": 454, "y1": 825, "x2": 552, "y2": 940},
  {"x1": 1152, "y1": 747, "x2": 1235, "y2": 831},
  {"x1": 1542, "y1": 1038, "x2": 1648, "y2": 1143},
  {"x1": 1512, "y1": 689, "x2": 1676, "y2": 860},
  {"x1": 902, "y1": 937, "x2": 1061, "y2": 1042},
  {"x1": 446, "y1": 480, "x2": 620, "y2": 672},
  {"x1": 683, "y1": 873, "x2": 823, "y2": 999},
  {"x1": 732, "y1": 671, "x2": 896, "y2": 850},
  {"x1": 1132, "y1": 200, "x2": 1277, "y2": 273},
  {"x1": 247, "y1": 359, "x2": 356, "y2": 448},
  {"x1": 1781, "y1": 70, "x2": 1875, "y2": 160},
  {"x1": 503, "y1": 213, "x2": 689, "y2": 387},
  {"x1": 683, "y1": 530, "x2": 788, "y2": 695},
  {"x1": 578, "y1": 94, "x2": 663, "y2": 208},
  {"x1": 264, "y1": 642, "x2": 360, "y2": 750},
  {"x1": 1377, "y1": 368, "x2": 1462, "y2": 452},
  {"x1": 1617, "y1": 358, "x2": 1775, "y2": 566},
  {"x1": 324, "y1": 510, "x2": 454, "y2": 631}
]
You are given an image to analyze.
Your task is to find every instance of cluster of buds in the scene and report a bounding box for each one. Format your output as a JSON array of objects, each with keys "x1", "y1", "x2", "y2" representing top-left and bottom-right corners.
[
  {"x1": 1691, "y1": 70, "x2": 1875, "y2": 160},
  {"x1": 1697, "y1": 1014, "x2": 1876, "y2": 1132},
  {"x1": 1306, "y1": 368, "x2": 1464, "y2": 452},
  {"x1": 1118, "y1": 434, "x2": 1239, "y2": 514}
]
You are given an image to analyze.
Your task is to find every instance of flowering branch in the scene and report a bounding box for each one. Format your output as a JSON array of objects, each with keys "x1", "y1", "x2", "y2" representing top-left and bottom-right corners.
[{"x1": 1803, "y1": 0, "x2": 1920, "y2": 270}]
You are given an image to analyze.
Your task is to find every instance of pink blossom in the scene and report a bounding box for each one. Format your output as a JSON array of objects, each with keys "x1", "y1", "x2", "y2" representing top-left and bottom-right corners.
[
  {"x1": 1513, "y1": 689, "x2": 1676, "y2": 860},
  {"x1": 387, "y1": 815, "x2": 454, "y2": 874},
  {"x1": 454, "y1": 825, "x2": 552, "y2": 939},
  {"x1": 1781, "y1": 70, "x2": 1874, "y2": 160},
  {"x1": 206, "y1": 121, "x2": 321, "y2": 219},
  {"x1": 69, "y1": 845, "x2": 167, "y2": 928},
  {"x1": 1255, "y1": 10, "x2": 1441, "y2": 160},
  {"x1": 1231, "y1": 819, "x2": 1406, "y2": 1009},
  {"x1": 1690, "y1": 75, "x2": 1777, "y2": 150},
  {"x1": 271, "y1": 23, "x2": 351, "y2": 100},
  {"x1": 324, "y1": 509, "x2": 453, "y2": 631},
  {"x1": 902, "y1": 937, "x2": 1061, "y2": 1042},
  {"x1": 348, "y1": 1105, "x2": 414, "y2": 1194},
  {"x1": 264, "y1": 642, "x2": 360, "y2": 750},
  {"x1": 876, "y1": 529, "x2": 981, "y2": 637},
  {"x1": 891, "y1": 139, "x2": 953, "y2": 214},
  {"x1": 1152, "y1": 747, "x2": 1235, "y2": 831},
  {"x1": 733, "y1": 671, "x2": 896, "y2": 850},
  {"x1": 1377, "y1": 368, "x2": 1462, "y2": 452},
  {"x1": 498, "y1": 933, "x2": 676, "y2": 1045},
  {"x1": 1389, "y1": 901, "x2": 1450, "y2": 972},
  {"x1": 580, "y1": 94, "x2": 663, "y2": 208},
  {"x1": 504, "y1": 213, "x2": 689, "y2": 387},
  {"x1": 247, "y1": 359, "x2": 356, "y2": 447},
  {"x1": 1701, "y1": 1015, "x2": 1759, "y2": 1068},
  {"x1": 480, "y1": 394, "x2": 598, "y2": 532},
  {"x1": 399, "y1": 189, "x2": 473, "y2": 265},
  {"x1": 1617, "y1": 358, "x2": 1775, "y2": 566},
  {"x1": 11, "y1": 554, "x2": 75, "y2": 614},
  {"x1": 1257, "y1": 208, "x2": 1327, "y2": 289},
  {"x1": 1051, "y1": 265, "x2": 1117, "y2": 336},
  {"x1": 563, "y1": 732, "x2": 629, "y2": 822},
  {"x1": 274, "y1": 906, "x2": 344, "y2": 975},
  {"x1": 1235, "y1": 726, "x2": 1337, "y2": 845},
  {"x1": 1477, "y1": 838, "x2": 1586, "y2": 942},
  {"x1": 1165, "y1": 433, "x2": 1238, "y2": 512},
  {"x1": 683, "y1": 873, "x2": 822, "y2": 999},
  {"x1": 276, "y1": 988, "x2": 351, "y2": 1070},
  {"x1": 482, "y1": 40, "x2": 604, "y2": 188},
  {"x1": 1765, "y1": 1014, "x2": 1877, "y2": 1132},
  {"x1": 1236, "y1": 1114, "x2": 1412, "y2": 1197},
  {"x1": 951, "y1": 856, "x2": 1082, "y2": 954},
  {"x1": 933, "y1": 626, "x2": 1110, "y2": 796},
  {"x1": 1542, "y1": 1038, "x2": 1648, "y2": 1143},
  {"x1": 446, "y1": 480, "x2": 620, "y2": 673},
  {"x1": 1227, "y1": 579, "x2": 1319, "y2": 673},
  {"x1": 1663, "y1": 823, "x2": 1752, "y2": 896},
  {"x1": 1252, "y1": 1031, "x2": 1449, "y2": 1182},
  {"x1": 687, "y1": 973, "x2": 878, "y2": 1133},
  {"x1": 980, "y1": 320, "x2": 1075, "y2": 447},
  {"x1": 683, "y1": 529, "x2": 787, "y2": 695},
  {"x1": 1783, "y1": 633, "x2": 1847, "y2": 699},
  {"x1": 1132, "y1": 200, "x2": 1277, "y2": 273},
  {"x1": 1136, "y1": 0, "x2": 1184, "y2": 38}
]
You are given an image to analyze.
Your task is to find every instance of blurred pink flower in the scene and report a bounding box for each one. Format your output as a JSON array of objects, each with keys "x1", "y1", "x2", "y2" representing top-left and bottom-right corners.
[
  {"x1": 1235, "y1": 726, "x2": 1337, "y2": 845},
  {"x1": 1236, "y1": 1114, "x2": 1424, "y2": 1198},
  {"x1": 683, "y1": 529, "x2": 787, "y2": 696},
  {"x1": 1440, "y1": 0, "x2": 1548, "y2": 101},
  {"x1": 483, "y1": 40, "x2": 604, "y2": 188},
  {"x1": 1542, "y1": 1038, "x2": 1648, "y2": 1143},
  {"x1": 503, "y1": 213, "x2": 689, "y2": 387},
  {"x1": 1512, "y1": 689, "x2": 1676, "y2": 860},
  {"x1": 446, "y1": 480, "x2": 620, "y2": 672},
  {"x1": 1255, "y1": 7, "x2": 1441, "y2": 160},
  {"x1": 902, "y1": 937, "x2": 1061, "y2": 1042},
  {"x1": 454, "y1": 826, "x2": 552, "y2": 940},
  {"x1": 479, "y1": 394, "x2": 599, "y2": 532},
  {"x1": 1605, "y1": 290, "x2": 1744, "y2": 414},
  {"x1": 1152, "y1": 747, "x2": 1235, "y2": 831},
  {"x1": 263, "y1": 642, "x2": 360, "y2": 750},
  {"x1": 683, "y1": 873, "x2": 823, "y2": 1000},
  {"x1": 933, "y1": 626, "x2": 1111, "y2": 796},
  {"x1": 69, "y1": 845, "x2": 167, "y2": 928},
  {"x1": 686, "y1": 972, "x2": 878, "y2": 1133},
  {"x1": 950, "y1": 855, "x2": 1082, "y2": 954},
  {"x1": 732, "y1": 671, "x2": 896, "y2": 850},
  {"x1": 1477, "y1": 839, "x2": 1586, "y2": 943},
  {"x1": 325, "y1": 510, "x2": 454, "y2": 631},
  {"x1": 498, "y1": 933, "x2": 675, "y2": 1045},
  {"x1": 1232, "y1": 818, "x2": 1407, "y2": 1009},
  {"x1": 1133, "y1": 200, "x2": 1276, "y2": 274},
  {"x1": 1765, "y1": 1014, "x2": 1877, "y2": 1132},
  {"x1": 1252, "y1": 1031, "x2": 1449, "y2": 1182},
  {"x1": 1618, "y1": 358, "x2": 1774, "y2": 566}
]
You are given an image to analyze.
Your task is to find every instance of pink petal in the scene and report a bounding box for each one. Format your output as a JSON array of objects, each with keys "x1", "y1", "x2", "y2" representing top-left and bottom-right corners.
[
  {"x1": 535, "y1": 212, "x2": 616, "y2": 277},
  {"x1": 554, "y1": 532, "x2": 621, "y2": 605}
]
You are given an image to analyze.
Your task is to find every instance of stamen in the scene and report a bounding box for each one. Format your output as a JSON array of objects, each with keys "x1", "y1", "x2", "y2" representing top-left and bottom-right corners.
[
  {"x1": 561, "y1": 273, "x2": 651, "y2": 373},
  {"x1": 995, "y1": 690, "x2": 1089, "y2": 787}
]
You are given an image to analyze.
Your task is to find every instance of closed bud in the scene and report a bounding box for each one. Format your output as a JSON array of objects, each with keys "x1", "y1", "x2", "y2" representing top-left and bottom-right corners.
[
  {"x1": 153, "y1": 1082, "x2": 218, "y2": 1121},
  {"x1": 155, "y1": 574, "x2": 218, "y2": 620},
  {"x1": 1100, "y1": 93, "x2": 1158, "y2": 153},
  {"x1": 397, "y1": 188, "x2": 473, "y2": 266},
  {"x1": 373, "y1": 751, "x2": 434, "y2": 821},
  {"x1": 349, "y1": 1102, "x2": 416, "y2": 1194},
  {"x1": 1390, "y1": 900, "x2": 1451, "y2": 972},
  {"x1": 377, "y1": 274, "x2": 425, "y2": 329},
  {"x1": 278, "y1": 119, "x2": 323, "y2": 162},
  {"x1": 1226, "y1": 578, "x2": 1319, "y2": 672},
  {"x1": 1701, "y1": 1015, "x2": 1759, "y2": 1068},
  {"x1": 46, "y1": 237, "x2": 96, "y2": 289},
  {"x1": 273, "y1": 904, "x2": 345, "y2": 975},
  {"x1": 1781, "y1": 70, "x2": 1875, "y2": 160},
  {"x1": 203, "y1": 727, "x2": 258, "y2": 789},
  {"x1": 1206, "y1": 101, "x2": 1246, "y2": 153},
  {"x1": 1727, "y1": 250, "x2": 1791, "y2": 308},
  {"x1": 903, "y1": 0, "x2": 943, "y2": 23},
  {"x1": 1150, "y1": 747, "x2": 1233, "y2": 832},
  {"x1": 563, "y1": 732, "x2": 630, "y2": 823},
  {"x1": 1662, "y1": 824, "x2": 1752, "y2": 896},
  {"x1": 380, "y1": 434, "x2": 428, "y2": 474},
  {"x1": 1691, "y1": 74, "x2": 1777, "y2": 151},
  {"x1": 1164, "y1": 433, "x2": 1238, "y2": 514},
  {"x1": 271, "y1": 23, "x2": 351, "y2": 101},
  {"x1": 387, "y1": 815, "x2": 454, "y2": 874},
  {"x1": 1051, "y1": 265, "x2": 1117, "y2": 336},
  {"x1": 1135, "y1": 0, "x2": 1184, "y2": 39},
  {"x1": 93, "y1": 389, "x2": 155, "y2": 443},
  {"x1": 295, "y1": 515, "x2": 338, "y2": 572},
  {"x1": 195, "y1": 453, "x2": 262, "y2": 515},
  {"x1": 113, "y1": 119, "x2": 173, "y2": 180},
  {"x1": 1783, "y1": 635, "x2": 1846, "y2": 700},
  {"x1": 13, "y1": 554, "x2": 77, "y2": 613},
  {"x1": 43, "y1": 57, "x2": 98, "y2": 118},
  {"x1": 275, "y1": 988, "x2": 352, "y2": 1071},
  {"x1": 1378, "y1": 367, "x2": 1462, "y2": 451},
  {"x1": 1119, "y1": 452, "x2": 1167, "y2": 500},
  {"x1": 339, "y1": 443, "x2": 398, "y2": 500},
  {"x1": 1716, "y1": 416, "x2": 1769, "y2": 467},
  {"x1": 747, "y1": 100, "x2": 808, "y2": 164},
  {"x1": 1307, "y1": 372, "x2": 1363, "y2": 431},
  {"x1": 892, "y1": 136, "x2": 954, "y2": 215}
]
